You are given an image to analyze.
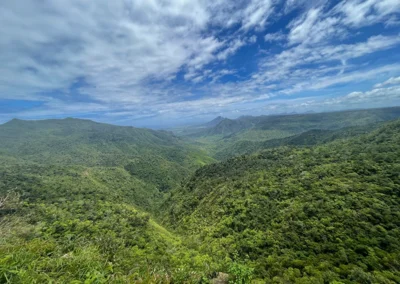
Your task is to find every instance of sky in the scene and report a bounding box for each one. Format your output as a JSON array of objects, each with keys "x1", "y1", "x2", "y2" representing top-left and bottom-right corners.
[{"x1": 1, "y1": 0, "x2": 400, "y2": 128}]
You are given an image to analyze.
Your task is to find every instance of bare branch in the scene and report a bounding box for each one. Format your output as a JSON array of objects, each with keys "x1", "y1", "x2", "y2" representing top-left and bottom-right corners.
[{"x1": 0, "y1": 195, "x2": 9, "y2": 209}]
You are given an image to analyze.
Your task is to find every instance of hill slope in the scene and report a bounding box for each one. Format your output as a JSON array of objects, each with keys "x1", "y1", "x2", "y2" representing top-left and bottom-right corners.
[
  {"x1": 178, "y1": 107, "x2": 400, "y2": 159},
  {"x1": 1, "y1": 115, "x2": 400, "y2": 283},
  {"x1": 0, "y1": 165, "x2": 214, "y2": 283},
  {"x1": 0, "y1": 118, "x2": 220, "y2": 283},
  {"x1": 164, "y1": 119, "x2": 400, "y2": 282},
  {"x1": 203, "y1": 116, "x2": 226, "y2": 128},
  {"x1": 214, "y1": 123, "x2": 381, "y2": 160},
  {"x1": 0, "y1": 118, "x2": 214, "y2": 195}
]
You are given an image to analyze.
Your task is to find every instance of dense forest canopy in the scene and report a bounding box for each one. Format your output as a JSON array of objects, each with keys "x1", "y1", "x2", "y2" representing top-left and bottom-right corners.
[
  {"x1": 165, "y1": 118, "x2": 400, "y2": 283},
  {"x1": 174, "y1": 107, "x2": 400, "y2": 158},
  {"x1": 1, "y1": 107, "x2": 400, "y2": 283}
]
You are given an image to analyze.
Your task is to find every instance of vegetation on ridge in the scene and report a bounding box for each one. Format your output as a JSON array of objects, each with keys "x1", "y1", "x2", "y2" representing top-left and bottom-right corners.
[
  {"x1": 1, "y1": 109, "x2": 400, "y2": 283},
  {"x1": 164, "y1": 119, "x2": 400, "y2": 283},
  {"x1": 177, "y1": 106, "x2": 400, "y2": 158}
]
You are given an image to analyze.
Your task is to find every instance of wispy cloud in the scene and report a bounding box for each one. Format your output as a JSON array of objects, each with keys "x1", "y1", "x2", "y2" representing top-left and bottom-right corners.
[
  {"x1": 336, "y1": 0, "x2": 400, "y2": 27},
  {"x1": 0, "y1": 0, "x2": 400, "y2": 126},
  {"x1": 264, "y1": 32, "x2": 286, "y2": 43},
  {"x1": 374, "y1": 76, "x2": 400, "y2": 88}
]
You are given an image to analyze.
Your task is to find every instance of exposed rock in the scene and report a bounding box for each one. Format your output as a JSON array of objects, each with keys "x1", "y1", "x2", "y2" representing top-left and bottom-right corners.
[{"x1": 211, "y1": 272, "x2": 229, "y2": 284}]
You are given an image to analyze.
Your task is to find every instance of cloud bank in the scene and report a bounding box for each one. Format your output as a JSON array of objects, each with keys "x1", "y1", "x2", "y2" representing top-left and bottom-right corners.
[{"x1": 0, "y1": 0, "x2": 399, "y2": 127}]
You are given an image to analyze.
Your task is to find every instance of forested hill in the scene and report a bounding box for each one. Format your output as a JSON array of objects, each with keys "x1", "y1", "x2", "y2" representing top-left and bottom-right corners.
[
  {"x1": 0, "y1": 118, "x2": 214, "y2": 194},
  {"x1": 0, "y1": 118, "x2": 213, "y2": 167},
  {"x1": 164, "y1": 119, "x2": 400, "y2": 283},
  {"x1": 184, "y1": 106, "x2": 400, "y2": 138},
  {"x1": 1, "y1": 115, "x2": 400, "y2": 283},
  {"x1": 214, "y1": 123, "x2": 381, "y2": 160},
  {"x1": 0, "y1": 118, "x2": 216, "y2": 283},
  {"x1": 0, "y1": 163, "x2": 217, "y2": 283}
]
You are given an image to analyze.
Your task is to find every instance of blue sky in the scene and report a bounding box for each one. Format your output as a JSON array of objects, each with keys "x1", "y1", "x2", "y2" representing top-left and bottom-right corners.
[{"x1": 1, "y1": 0, "x2": 400, "y2": 128}]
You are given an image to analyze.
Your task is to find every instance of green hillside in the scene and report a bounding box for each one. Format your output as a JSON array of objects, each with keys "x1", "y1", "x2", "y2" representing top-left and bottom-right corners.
[
  {"x1": 0, "y1": 165, "x2": 214, "y2": 283},
  {"x1": 0, "y1": 118, "x2": 217, "y2": 282},
  {"x1": 214, "y1": 123, "x2": 381, "y2": 160},
  {"x1": 1, "y1": 114, "x2": 400, "y2": 283},
  {"x1": 0, "y1": 119, "x2": 219, "y2": 283},
  {"x1": 164, "y1": 119, "x2": 400, "y2": 283},
  {"x1": 0, "y1": 118, "x2": 213, "y2": 167},
  {"x1": 0, "y1": 118, "x2": 214, "y2": 195},
  {"x1": 180, "y1": 107, "x2": 400, "y2": 157}
]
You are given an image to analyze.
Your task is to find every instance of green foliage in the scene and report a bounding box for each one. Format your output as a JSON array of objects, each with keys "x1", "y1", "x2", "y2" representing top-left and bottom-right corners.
[
  {"x1": 165, "y1": 119, "x2": 400, "y2": 283},
  {"x1": 228, "y1": 262, "x2": 254, "y2": 284},
  {"x1": 197, "y1": 106, "x2": 400, "y2": 138},
  {"x1": 0, "y1": 165, "x2": 215, "y2": 283},
  {"x1": 178, "y1": 106, "x2": 400, "y2": 158},
  {"x1": 0, "y1": 118, "x2": 216, "y2": 283},
  {"x1": 0, "y1": 118, "x2": 214, "y2": 184},
  {"x1": 1, "y1": 112, "x2": 400, "y2": 283},
  {"x1": 214, "y1": 124, "x2": 381, "y2": 160}
]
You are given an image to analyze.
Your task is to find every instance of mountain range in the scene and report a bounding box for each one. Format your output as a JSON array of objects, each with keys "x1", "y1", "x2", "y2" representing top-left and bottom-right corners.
[{"x1": 1, "y1": 107, "x2": 400, "y2": 283}]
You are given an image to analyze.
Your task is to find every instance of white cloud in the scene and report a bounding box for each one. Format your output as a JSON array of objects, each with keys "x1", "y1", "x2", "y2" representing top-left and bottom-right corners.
[
  {"x1": 249, "y1": 35, "x2": 257, "y2": 43},
  {"x1": 241, "y1": 0, "x2": 274, "y2": 31},
  {"x1": 201, "y1": 0, "x2": 275, "y2": 31},
  {"x1": 217, "y1": 39, "x2": 246, "y2": 60},
  {"x1": 264, "y1": 32, "x2": 286, "y2": 42},
  {"x1": 324, "y1": 84, "x2": 400, "y2": 106},
  {"x1": 258, "y1": 34, "x2": 400, "y2": 86},
  {"x1": 291, "y1": 64, "x2": 400, "y2": 93},
  {"x1": 0, "y1": 0, "x2": 278, "y2": 103},
  {"x1": 337, "y1": 0, "x2": 400, "y2": 27},
  {"x1": 283, "y1": 0, "x2": 328, "y2": 14},
  {"x1": 285, "y1": 0, "x2": 400, "y2": 47},
  {"x1": 0, "y1": 1, "x2": 216, "y2": 102},
  {"x1": 1, "y1": 0, "x2": 400, "y2": 125},
  {"x1": 252, "y1": 83, "x2": 400, "y2": 116},
  {"x1": 288, "y1": 8, "x2": 321, "y2": 45},
  {"x1": 374, "y1": 76, "x2": 400, "y2": 88},
  {"x1": 210, "y1": 69, "x2": 237, "y2": 83}
]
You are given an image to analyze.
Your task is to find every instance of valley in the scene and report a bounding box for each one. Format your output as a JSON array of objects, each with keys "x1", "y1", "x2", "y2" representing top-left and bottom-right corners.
[{"x1": 1, "y1": 107, "x2": 400, "y2": 283}]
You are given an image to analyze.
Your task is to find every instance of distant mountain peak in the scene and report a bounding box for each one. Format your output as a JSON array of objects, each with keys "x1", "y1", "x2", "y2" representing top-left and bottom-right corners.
[
  {"x1": 9, "y1": 118, "x2": 22, "y2": 122},
  {"x1": 3, "y1": 118, "x2": 23, "y2": 125},
  {"x1": 203, "y1": 116, "x2": 226, "y2": 128},
  {"x1": 211, "y1": 116, "x2": 226, "y2": 122}
]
